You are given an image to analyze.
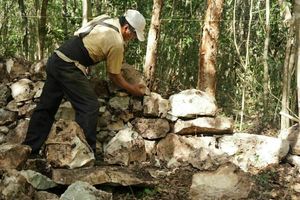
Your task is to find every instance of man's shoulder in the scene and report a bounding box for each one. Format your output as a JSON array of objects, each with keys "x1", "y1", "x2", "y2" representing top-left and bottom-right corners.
[{"x1": 92, "y1": 14, "x2": 111, "y2": 21}]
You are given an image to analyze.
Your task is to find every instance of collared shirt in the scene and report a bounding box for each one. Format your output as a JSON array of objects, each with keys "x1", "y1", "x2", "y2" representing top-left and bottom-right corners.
[{"x1": 81, "y1": 17, "x2": 124, "y2": 74}]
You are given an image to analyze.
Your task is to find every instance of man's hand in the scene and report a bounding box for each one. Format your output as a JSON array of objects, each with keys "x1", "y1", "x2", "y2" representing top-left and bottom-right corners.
[
  {"x1": 109, "y1": 73, "x2": 145, "y2": 96},
  {"x1": 131, "y1": 83, "x2": 146, "y2": 96}
]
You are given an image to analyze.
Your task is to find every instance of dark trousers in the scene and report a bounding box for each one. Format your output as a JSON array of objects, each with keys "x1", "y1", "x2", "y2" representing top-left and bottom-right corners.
[{"x1": 23, "y1": 53, "x2": 99, "y2": 153}]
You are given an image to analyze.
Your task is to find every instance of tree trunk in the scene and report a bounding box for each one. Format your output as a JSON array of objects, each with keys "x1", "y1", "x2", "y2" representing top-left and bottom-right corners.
[
  {"x1": 144, "y1": 0, "x2": 163, "y2": 90},
  {"x1": 279, "y1": 0, "x2": 294, "y2": 130},
  {"x1": 62, "y1": 0, "x2": 68, "y2": 40},
  {"x1": 82, "y1": 0, "x2": 92, "y2": 25},
  {"x1": 281, "y1": 36, "x2": 293, "y2": 129},
  {"x1": 295, "y1": 0, "x2": 300, "y2": 122},
  {"x1": 38, "y1": 0, "x2": 49, "y2": 60},
  {"x1": 18, "y1": 0, "x2": 29, "y2": 59},
  {"x1": 197, "y1": 0, "x2": 224, "y2": 97},
  {"x1": 263, "y1": 0, "x2": 270, "y2": 116}
]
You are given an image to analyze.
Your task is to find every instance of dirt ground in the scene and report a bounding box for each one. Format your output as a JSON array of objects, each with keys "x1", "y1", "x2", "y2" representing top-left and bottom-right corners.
[{"x1": 107, "y1": 163, "x2": 300, "y2": 200}]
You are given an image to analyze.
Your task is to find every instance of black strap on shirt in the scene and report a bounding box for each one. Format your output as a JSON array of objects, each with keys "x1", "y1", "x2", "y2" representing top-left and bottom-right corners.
[{"x1": 78, "y1": 17, "x2": 119, "y2": 38}]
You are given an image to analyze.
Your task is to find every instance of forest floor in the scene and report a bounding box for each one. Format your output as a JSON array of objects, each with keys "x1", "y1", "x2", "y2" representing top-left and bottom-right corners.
[{"x1": 96, "y1": 162, "x2": 299, "y2": 200}]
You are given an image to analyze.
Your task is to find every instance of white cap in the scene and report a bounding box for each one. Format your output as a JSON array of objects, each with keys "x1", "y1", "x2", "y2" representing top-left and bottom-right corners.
[{"x1": 124, "y1": 9, "x2": 146, "y2": 41}]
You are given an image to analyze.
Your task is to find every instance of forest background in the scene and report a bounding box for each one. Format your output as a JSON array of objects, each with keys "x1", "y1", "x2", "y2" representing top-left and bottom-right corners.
[{"x1": 0, "y1": 0, "x2": 297, "y2": 134}]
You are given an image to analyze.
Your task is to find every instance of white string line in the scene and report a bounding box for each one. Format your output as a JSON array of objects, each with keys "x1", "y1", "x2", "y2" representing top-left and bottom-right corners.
[{"x1": 13, "y1": 16, "x2": 277, "y2": 22}]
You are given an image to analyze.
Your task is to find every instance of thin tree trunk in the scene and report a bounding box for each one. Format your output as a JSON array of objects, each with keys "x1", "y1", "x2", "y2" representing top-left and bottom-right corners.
[
  {"x1": 239, "y1": 0, "x2": 253, "y2": 131},
  {"x1": 197, "y1": 0, "x2": 224, "y2": 97},
  {"x1": 279, "y1": 0, "x2": 294, "y2": 129},
  {"x1": 295, "y1": 0, "x2": 300, "y2": 122},
  {"x1": 278, "y1": 0, "x2": 292, "y2": 23},
  {"x1": 82, "y1": 0, "x2": 92, "y2": 25},
  {"x1": 281, "y1": 36, "x2": 293, "y2": 129},
  {"x1": 62, "y1": 0, "x2": 68, "y2": 40},
  {"x1": 18, "y1": 0, "x2": 29, "y2": 59},
  {"x1": 263, "y1": 0, "x2": 270, "y2": 116},
  {"x1": 144, "y1": 0, "x2": 163, "y2": 90},
  {"x1": 38, "y1": 0, "x2": 49, "y2": 60}
]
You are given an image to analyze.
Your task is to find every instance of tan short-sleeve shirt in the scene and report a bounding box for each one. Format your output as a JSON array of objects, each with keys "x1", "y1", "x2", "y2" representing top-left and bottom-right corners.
[{"x1": 81, "y1": 17, "x2": 124, "y2": 74}]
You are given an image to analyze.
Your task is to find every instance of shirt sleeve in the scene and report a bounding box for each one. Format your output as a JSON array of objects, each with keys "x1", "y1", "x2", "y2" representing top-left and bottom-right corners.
[{"x1": 106, "y1": 45, "x2": 124, "y2": 74}]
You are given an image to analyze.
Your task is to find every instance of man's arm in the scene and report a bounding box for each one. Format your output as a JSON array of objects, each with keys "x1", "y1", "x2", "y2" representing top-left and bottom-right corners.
[{"x1": 109, "y1": 73, "x2": 145, "y2": 96}]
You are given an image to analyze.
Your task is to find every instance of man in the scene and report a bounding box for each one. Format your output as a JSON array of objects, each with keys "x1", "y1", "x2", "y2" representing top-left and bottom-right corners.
[{"x1": 23, "y1": 9, "x2": 146, "y2": 154}]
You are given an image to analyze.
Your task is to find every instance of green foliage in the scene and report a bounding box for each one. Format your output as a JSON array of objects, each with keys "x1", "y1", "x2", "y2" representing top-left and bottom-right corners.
[
  {"x1": 254, "y1": 169, "x2": 277, "y2": 190},
  {"x1": 136, "y1": 187, "x2": 158, "y2": 198},
  {"x1": 0, "y1": 0, "x2": 295, "y2": 132}
]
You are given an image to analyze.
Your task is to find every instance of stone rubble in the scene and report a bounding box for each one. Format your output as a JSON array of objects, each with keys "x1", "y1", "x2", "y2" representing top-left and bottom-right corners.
[{"x1": 0, "y1": 58, "x2": 299, "y2": 199}]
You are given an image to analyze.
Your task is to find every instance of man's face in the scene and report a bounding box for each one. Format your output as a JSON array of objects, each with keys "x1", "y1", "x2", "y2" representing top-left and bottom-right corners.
[{"x1": 123, "y1": 24, "x2": 137, "y2": 42}]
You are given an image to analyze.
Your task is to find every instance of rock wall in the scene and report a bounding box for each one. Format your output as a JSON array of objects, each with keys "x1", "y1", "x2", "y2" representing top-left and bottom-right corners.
[{"x1": 0, "y1": 58, "x2": 299, "y2": 199}]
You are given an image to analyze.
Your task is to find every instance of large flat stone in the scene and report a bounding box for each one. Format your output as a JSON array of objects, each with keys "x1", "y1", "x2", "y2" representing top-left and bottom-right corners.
[
  {"x1": 45, "y1": 119, "x2": 94, "y2": 169},
  {"x1": 174, "y1": 116, "x2": 234, "y2": 135},
  {"x1": 60, "y1": 181, "x2": 112, "y2": 200},
  {"x1": 132, "y1": 118, "x2": 170, "y2": 139},
  {"x1": 52, "y1": 166, "x2": 157, "y2": 187},
  {"x1": 169, "y1": 89, "x2": 217, "y2": 118},
  {"x1": 219, "y1": 133, "x2": 290, "y2": 172}
]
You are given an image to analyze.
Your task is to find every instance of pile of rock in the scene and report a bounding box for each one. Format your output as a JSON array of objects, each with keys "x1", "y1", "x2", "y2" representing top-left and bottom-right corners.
[
  {"x1": 279, "y1": 124, "x2": 300, "y2": 167},
  {"x1": 0, "y1": 58, "x2": 299, "y2": 199}
]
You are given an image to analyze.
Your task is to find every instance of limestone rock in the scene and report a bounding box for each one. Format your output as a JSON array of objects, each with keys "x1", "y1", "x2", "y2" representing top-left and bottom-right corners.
[
  {"x1": 89, "y1": 78, "x2": 110, "y2": 98},
  {"x1": 55, "y1": 101, "x2": 75, "y2": 121},
  {"x1": 121, "y1": 63, "x2": 147, "y2": 86},
  {"x1": 219, "y1": 133, "x2": 290, "y2": 172},
  {"x1": 287, "y1": 155, "x2": 300, "y2": 168},
  {"x1": 20, "y1": 169, "x2": 57, "y2": 190},
  {"x1": 0, "y1": 169, "x2": 35, "y2": 200},
  {"x1": 132, "y1": 118, "x2": 170, "y2": 139},
  {"x1": 108, "y1": 63, "x2": 148, "y2": 95},
  {"x1": 189, "y1": 164, "x2": 253, "y2": 199},
  {"x1": 0, "y1": 133, "x2": 6, "y2": 144},
  {"x1": 0, "y1": 126, "x2": 9, "y2": 134},
  {"x1": 174, "y1": 116, "x2": 234, "y2": 135},
  {"x1": 169, "y1": 89, "x2": 217, "y2": 118},
  {"x1": 52, "y1": 166, "x2": 157, "y2": 187},
  {"x1": 104, "y1": 128, "x2": 146, "y2": 165},
  {"x1": 17, "y1": 101, "x2": 36, "y2": 117},
  {"x1": 60, "y1": 181, "x2": 112, "y2": 200},
  {"x1": 30, "y1": 58, "x2": 47, "y2": 81},
  {"x1": 119, "y1": 111, "x2": 134, "y2": 122},
  {"x1": 33, "y1": 81, "x2": 44, "y2": 98},
  {"x1": 279, "y1": 124, "x2": 300, "y2": 155},
  {"x1": 6, "y1": 99, "x2": 19, "y2": 112},
  {"x1": 157, "y1": 133, "x2": 224, "y2": 168},
  {"x1": 0, "y1": 61, "x2": 9, "y2": 83},
  {"x1": 6, "y1": 58, "x2": 31, "y2": 80},
  {"x1": 144, "y1": 140, "x2": 157, "y2": 159},
  {"x1": 189, "y1": 147, "x2": 230, "y2": 170},
  {"x1": 0, "y1": 144, "x2": 31, "y2": 169},
  {"x1": 107, "y1": 119, "x2": 124, "y2": 131},
  {"x1": 45, "y1": 119, "x2": 95, "y2": 169},
  {"x1": 108, "y1": 96, "x2": 130, "y2": 111},
  {"x1": 157, "y1": 133, "x2": 197, "y2": 167},
  {"x1": 0, "y1": 108, "x2": 17, "y2": 126},
  {"x1": 97, "y1": 110, "x2": 112, "y2": 128},
  {"x1": 34, "y1": 191, "x2": 59, "y2": 200},
  {"x1": 6, "y1": 119, "x2": 29, "y2": 144},
  {"x1": 143, "y1": 92, "x2": 170, "y2": 117},
  {"x1": 131, "y1": 98, "x2": 143, "y2": 113},
  {"x1": 0, "y1": 84, "x2": 11, "y2": 107},
  {"x1": 10, "y1": 78, "x2": 35, "y2": 102}
]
